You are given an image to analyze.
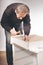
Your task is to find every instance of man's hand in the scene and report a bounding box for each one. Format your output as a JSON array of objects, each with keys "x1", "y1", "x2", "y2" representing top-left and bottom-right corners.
[
  {"x1": 23, "y1": 35, "x2": 30, "y2": 41},
  {"x1": 10, "y1": 28, "x2": 20, "y2": 36}
]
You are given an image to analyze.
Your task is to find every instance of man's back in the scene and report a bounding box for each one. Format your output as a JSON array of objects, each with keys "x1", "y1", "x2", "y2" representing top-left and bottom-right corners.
[{"x1": 5, "y1": 3, "x2": 26, "y2": 14}]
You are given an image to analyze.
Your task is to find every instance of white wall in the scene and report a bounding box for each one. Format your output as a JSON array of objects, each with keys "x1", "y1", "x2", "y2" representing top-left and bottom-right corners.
[{"x1": 0, "y1": 0, "x2": 43, "y2": 51}]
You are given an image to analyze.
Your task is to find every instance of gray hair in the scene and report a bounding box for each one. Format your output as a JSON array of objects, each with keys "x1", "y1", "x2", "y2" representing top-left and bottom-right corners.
[{"x1": 15, "y1": 4, "x2": 30, "y2": 15}]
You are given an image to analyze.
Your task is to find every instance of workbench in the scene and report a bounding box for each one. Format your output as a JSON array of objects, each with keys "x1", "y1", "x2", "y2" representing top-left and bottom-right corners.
[{"x1": 11, "y1": 35, "x2": 43, "y2": 65}]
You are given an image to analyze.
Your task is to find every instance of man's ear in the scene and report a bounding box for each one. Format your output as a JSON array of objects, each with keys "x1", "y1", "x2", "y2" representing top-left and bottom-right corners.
[{"x1": 15, "y1": 10, "x2": 16, "y2": 13}]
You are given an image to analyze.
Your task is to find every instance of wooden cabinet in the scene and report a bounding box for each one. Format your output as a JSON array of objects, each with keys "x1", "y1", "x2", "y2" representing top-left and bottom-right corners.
[{"x1": 11, "y1": 35, "x2": 43, "y2": 65}]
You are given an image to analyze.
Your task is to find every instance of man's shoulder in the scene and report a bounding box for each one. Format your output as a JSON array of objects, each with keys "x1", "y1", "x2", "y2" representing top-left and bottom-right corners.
[{"x1": 5, "y1": 3, "x2": 23, "y2": 14}]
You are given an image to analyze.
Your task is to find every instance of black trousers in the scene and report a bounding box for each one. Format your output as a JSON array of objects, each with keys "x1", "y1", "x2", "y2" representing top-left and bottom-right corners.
[{"x1": 5, "y1": 31, "x2": 13, "y2": 65}]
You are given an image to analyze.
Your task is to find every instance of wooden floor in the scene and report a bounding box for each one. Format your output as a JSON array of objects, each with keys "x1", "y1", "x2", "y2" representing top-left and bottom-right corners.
[{"x1": 0, "y1": 51, "x2": 8, "y2": 65}]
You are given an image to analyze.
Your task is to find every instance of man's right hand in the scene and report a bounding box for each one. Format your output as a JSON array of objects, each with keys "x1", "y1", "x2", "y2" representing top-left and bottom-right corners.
[{"x1": 10, "y1": 28, "x2": 20, "y2": 36}]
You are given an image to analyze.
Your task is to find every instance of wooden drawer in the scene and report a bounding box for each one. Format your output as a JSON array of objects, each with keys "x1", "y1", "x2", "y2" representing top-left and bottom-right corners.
[
  {"x1": 14, "y1": 46, "x2": 37, "y2": 65},
  {"x1": 15, "y1": 55, "x2": 37, "y2": 65}
]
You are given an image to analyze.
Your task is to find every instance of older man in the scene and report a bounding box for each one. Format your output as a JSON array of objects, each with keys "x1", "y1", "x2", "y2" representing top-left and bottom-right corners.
[{"x1": 1, "y1": 3, "x2": 31, "y2": 65}]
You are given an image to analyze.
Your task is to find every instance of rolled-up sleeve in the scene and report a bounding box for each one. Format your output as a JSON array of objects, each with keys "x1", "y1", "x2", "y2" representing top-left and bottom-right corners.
[
  {"x1": 23, "y1": 15, "x2": 31, "y2": 35},
  {"x1": 1, "y1": 12, "x2": 12, "y2": 32}
]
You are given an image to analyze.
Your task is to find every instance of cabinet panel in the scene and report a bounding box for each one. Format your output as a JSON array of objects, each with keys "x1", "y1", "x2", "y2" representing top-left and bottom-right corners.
[{"x1": 14, "y1": 46, "x2": 37, "y2": 65}]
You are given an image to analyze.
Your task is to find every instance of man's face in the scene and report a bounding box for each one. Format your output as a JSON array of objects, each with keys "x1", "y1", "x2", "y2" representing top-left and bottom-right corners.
[{"x1": 16, "y1": 12, "x2": 26, "y2": 20}]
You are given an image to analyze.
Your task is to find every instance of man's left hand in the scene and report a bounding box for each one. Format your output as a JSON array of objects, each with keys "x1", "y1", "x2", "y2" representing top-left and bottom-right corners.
[{"x1": 23, "y1": 35, "x2": 30, "y2": 41}]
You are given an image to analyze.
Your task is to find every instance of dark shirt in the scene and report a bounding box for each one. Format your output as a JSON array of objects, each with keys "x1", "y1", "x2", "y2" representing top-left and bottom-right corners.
[{"x1": 1, "y1": 3, "x2": 31, "y2": 35}]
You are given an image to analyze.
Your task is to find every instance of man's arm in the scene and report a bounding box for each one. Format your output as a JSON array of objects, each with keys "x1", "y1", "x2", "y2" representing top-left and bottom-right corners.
[
  {"x1": 23, "y1": 14, "x2": 31, "y2": 35},
  {"x1": 1, "y1": 12, "x2": 12, "y2": 32},
  {"x1": 22, "y1": 14, "x2": 31, "y2": 41}
]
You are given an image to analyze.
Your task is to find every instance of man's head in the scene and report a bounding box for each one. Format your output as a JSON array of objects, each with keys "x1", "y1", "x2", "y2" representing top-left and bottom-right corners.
[{"x1": 15, "y1": 4, "x2": 30, "y2": 19}]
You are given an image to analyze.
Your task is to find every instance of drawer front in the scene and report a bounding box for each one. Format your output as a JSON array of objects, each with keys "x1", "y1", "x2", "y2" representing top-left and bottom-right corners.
[
  {"x1": 15, "y1": 46, "x2": 32, "y2": 60},
  {"x1": 14, "y1": 46, "x2": 37, "y2": 65},
  {"x1": 15, "y1": 56, "x2": 37, "y2": 65}
]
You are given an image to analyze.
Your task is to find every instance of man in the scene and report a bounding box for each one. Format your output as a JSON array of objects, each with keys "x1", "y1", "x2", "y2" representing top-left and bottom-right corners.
[{"x1": 1, "y1": 3, "x2": 31, "y2": 65}]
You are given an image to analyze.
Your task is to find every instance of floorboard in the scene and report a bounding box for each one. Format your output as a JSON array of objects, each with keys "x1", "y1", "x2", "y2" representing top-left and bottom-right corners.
[{"x1": 0, "y1": 51, "x2": 8, "y2": 65}]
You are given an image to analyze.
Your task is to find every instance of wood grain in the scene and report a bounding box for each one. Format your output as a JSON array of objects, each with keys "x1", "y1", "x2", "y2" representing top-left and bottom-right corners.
[{"x1": 0, "y1": 51, "x2": 8, "y2": 65}]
